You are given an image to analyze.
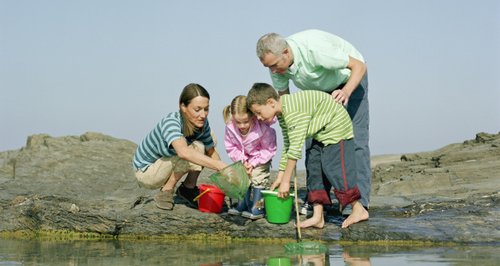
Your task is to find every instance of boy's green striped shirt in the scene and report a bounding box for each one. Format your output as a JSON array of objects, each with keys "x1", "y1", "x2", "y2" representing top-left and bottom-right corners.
[{"x1": 277, "y1": 90, "x2": 353, "y2": 171}]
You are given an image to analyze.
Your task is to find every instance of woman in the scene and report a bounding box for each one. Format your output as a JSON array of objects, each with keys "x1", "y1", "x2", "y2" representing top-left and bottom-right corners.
[{"x1": 133, "y1": 83, "x2": 227, "y2": 210}]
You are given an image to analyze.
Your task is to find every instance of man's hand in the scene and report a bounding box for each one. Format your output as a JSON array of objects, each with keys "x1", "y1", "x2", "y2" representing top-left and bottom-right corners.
[{"x1": 331, "y1": 89, "x2": 349, "y2": 106}]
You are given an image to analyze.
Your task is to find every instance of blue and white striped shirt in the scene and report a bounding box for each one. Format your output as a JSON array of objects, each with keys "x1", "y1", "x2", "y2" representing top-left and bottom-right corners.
[{"x1": 133, "y1": 111, "x2": 214, "y2": 171}]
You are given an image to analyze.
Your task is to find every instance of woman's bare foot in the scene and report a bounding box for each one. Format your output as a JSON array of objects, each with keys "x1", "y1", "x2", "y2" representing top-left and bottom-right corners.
[
  {"x1": 341, "y1": 201, "x2": 369, "y2": 228},
  {"x1": 299, "y1": 203, "x2": 325, "y2": 229}
]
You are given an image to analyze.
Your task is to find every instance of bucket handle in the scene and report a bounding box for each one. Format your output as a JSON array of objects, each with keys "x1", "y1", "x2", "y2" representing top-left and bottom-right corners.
[
  {"x1": 261, "y1": 190, "x2": 294, "y2": 197},
  {"x1": 193, "y1": 188, "x2": 211, "y2": 202}
]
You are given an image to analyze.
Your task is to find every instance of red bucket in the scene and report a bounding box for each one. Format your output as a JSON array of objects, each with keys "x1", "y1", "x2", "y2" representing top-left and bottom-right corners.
[{"x1": 198, "y1": 184, "x2": 225, "y2": 213}]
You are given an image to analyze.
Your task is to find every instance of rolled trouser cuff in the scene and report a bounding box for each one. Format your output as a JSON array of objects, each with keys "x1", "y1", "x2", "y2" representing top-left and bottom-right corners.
[
  {"x1": 334, "y1": 186, "x2": 361, "y2": 207},
  {"x1": 308, "y1": 189, "x2": 332, "y2": 205}
]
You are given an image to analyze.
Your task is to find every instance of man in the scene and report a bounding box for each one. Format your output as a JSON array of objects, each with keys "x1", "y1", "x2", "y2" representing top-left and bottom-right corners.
[{"x1": 256, "y1": 29, "x2": 371, "y2": 211}]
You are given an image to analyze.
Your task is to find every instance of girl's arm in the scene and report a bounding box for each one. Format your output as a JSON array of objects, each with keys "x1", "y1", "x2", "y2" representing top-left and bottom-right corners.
[{"x1": 224, "y1": 127, "x2": 246, "y2": 162}]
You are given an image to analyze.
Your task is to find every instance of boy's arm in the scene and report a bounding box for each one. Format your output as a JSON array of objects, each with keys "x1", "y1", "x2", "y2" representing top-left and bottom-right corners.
[
  {"x1": 277, "y1": 158, "x2": 297, "y2": 198},
  {"x1": 270, "y1": 170, "x2": 284, "y2": 191},
  {"x1": 283, "y1": 113, "x2": 310, "y2": 163},
  {"x1": 277, "y1": 116, "x2": 290, "y2": 171}
]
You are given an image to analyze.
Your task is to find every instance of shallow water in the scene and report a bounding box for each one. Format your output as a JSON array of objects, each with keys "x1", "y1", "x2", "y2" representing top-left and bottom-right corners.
[{"x1": 0, "y1": 238, "x2": 498, "y2": 265}]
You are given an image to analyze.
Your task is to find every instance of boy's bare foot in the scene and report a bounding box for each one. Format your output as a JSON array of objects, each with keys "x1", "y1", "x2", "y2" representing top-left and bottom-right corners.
[
  {"x1": 299, "y1": 216, "x2": 325, "y2": 229},
  {"x1": 298, "y1": 203, "x2": 324, "y2": 229},
  {"x1": 341, "y1": 201, "x2": 369, "y2": 228},
  {"x1": 343, "y1": 252, "x2": 371, "y2": 266}
]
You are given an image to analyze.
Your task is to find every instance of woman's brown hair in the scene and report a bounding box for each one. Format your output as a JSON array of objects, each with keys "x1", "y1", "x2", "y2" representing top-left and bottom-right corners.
[{"x1": 179, "y1": 83, "x2": 210, "y2": 137}]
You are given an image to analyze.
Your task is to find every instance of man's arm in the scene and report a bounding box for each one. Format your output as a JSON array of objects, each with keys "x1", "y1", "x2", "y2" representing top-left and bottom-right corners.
[{"x1": 332, "y1": 56, "x2": 366, "y2": 105}]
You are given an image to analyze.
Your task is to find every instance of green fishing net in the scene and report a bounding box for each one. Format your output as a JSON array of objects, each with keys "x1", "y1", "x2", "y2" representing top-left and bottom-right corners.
[
  {"x1": 209, "y1": 161, "x2": 250, "y2": 200},
  {"x1": 284, "y1": 241, "x2": 328, "y2": 255}
]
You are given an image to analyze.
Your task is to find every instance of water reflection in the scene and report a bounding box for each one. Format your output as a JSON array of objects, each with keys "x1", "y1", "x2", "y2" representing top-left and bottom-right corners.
[
  {"x1": 342, "y1": 251, "x2": 370, "y2": 266},
  {"x1": 0, "y1": 238, "x2": 498, "y2": 265}
]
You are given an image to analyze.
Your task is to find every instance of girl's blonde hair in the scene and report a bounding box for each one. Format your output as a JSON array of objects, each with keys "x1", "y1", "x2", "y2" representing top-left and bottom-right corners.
[{"x1": 222, "y1": 95, "x2": 252, "y2": 124}]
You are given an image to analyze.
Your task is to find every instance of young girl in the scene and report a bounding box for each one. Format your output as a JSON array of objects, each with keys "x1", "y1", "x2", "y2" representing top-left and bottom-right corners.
[{"x1": 223, "y1": 95, "x2": 277, "y2": 220}]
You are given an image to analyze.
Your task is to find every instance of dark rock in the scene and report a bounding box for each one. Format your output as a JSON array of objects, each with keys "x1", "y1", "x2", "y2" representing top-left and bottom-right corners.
[{"x1": 1, "y1": 132, "x2": 499, "y2": 243}]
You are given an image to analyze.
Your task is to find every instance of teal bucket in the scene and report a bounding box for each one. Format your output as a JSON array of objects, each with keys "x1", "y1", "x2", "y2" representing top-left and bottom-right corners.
[{"x1": 261, "y1": 190, "x2": 294, "y2": 224}]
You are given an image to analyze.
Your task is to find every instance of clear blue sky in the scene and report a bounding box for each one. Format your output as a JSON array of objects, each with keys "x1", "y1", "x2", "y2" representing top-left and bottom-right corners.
[{"x1": 1, "y1": 1, "x2": 499, "y2": 169}]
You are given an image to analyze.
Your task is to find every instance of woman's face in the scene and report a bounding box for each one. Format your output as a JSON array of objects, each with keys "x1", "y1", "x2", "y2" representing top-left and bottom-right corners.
[
  {"x1": 233, "y1": 112, "x2": 253, "y2": 136},
  {"x1": 181, "y1": 96, "x2": 209, "y2": 128}
]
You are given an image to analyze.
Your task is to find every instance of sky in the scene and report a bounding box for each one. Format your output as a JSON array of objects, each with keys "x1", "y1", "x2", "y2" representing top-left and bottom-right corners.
[{"x1": 1, "y1": 1, "x2": 499, "y2": 169}]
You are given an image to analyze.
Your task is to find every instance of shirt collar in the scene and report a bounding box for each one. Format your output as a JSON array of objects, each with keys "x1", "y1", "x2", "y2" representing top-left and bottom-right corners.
[{"x1": 286, "y1": 39, "x2": 300, "y2": 76}]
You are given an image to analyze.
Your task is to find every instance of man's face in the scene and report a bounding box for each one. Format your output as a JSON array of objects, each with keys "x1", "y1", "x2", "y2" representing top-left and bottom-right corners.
[
  {"x1": 260, "y1": 51, "x2": 290, "y2": 74},
  {"x1": 250, "y1": 101, "x2": 275, "y2": 123}
]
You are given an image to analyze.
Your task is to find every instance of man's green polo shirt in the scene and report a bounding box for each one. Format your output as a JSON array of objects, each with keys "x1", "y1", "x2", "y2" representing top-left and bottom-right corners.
[{"x1": 271, "y1": 29, "x2": 365, "y2": 92}]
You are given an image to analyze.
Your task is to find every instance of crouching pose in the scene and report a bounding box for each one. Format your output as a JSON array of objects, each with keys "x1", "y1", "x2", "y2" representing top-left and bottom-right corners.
[{"x1": 133, "y1": 83, "x2": 227, "y2": 210}]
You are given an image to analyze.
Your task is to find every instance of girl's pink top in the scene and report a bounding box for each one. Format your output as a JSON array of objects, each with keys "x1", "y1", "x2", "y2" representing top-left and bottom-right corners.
[{"x1": 224, "y1": 116, "x2": 277, "y2": 167}]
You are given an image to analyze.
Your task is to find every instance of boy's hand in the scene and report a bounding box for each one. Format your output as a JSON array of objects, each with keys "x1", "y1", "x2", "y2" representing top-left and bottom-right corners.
[
  {"x1": 270, "y1": 179, "x2": 280, "y2": 191},
  {"x1": 270, "y1": 171, "x2": 284, "y2": 191},
  {"x1": 277, "y1": 180, "x2": 291, "y2": 198}
]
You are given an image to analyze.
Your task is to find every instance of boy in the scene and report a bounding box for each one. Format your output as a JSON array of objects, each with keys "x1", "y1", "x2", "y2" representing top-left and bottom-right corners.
[{"x1": 246, "y1": 83, "x2": 369, "y2": 228}]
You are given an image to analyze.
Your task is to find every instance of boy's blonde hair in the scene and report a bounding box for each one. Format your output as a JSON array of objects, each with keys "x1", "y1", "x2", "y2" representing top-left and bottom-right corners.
[
  {"x1": 222, "y1": 95, "x2": 252, "y2": 124},
  {"x1": 246, "y1": 83, "x2": 279, "y2": 109}
]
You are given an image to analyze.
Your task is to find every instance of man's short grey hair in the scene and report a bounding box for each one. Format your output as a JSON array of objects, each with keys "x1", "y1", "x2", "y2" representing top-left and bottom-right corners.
[{"x1": 256, "y1": 33, "x2": 288, "y2": 59}]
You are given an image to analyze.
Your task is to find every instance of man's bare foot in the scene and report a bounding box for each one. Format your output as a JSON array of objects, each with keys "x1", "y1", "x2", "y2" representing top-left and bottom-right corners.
[{"x1": 341, "y1": 201, "x2": 369, "y2": 228}]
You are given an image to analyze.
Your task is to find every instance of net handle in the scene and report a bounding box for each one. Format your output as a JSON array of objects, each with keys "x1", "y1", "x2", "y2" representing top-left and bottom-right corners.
[{"x1": 294, "y1": 168, "x2": 302, "y2": 242}]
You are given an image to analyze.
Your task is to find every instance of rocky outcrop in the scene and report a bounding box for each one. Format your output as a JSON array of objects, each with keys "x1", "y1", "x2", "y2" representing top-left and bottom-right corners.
[{"x1": 0, "y1": 131, "x2": 499, "y2": 243}]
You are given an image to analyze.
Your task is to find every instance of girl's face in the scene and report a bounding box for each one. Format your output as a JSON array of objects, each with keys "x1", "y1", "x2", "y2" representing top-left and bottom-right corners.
[
  {"x1": 180, "y1": 96, "x2": 209, "y2": 128},
  {"x1": 233, "y1": 112, "x2": 252, "y2": 135}
]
